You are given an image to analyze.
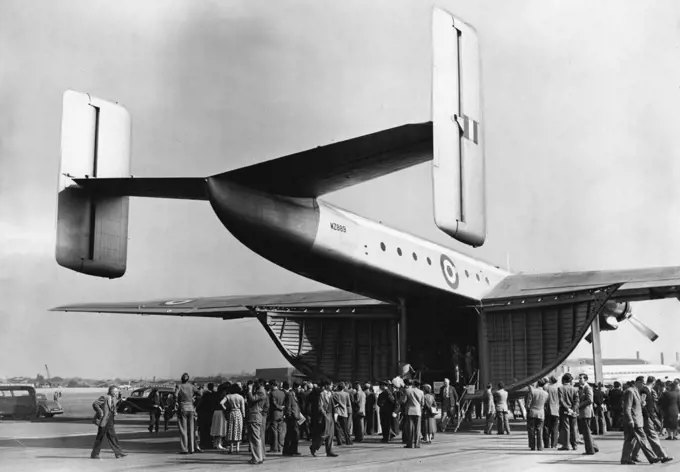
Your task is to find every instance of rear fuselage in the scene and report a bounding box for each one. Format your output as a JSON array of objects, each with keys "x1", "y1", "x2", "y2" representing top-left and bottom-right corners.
[{"x1": 206, "y1": 176, "x2": 509, "y2": 305}]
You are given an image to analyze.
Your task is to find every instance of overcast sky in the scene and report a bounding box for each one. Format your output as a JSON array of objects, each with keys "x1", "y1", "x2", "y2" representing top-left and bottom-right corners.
[{"x1": 2, "y1": 0, "x2": 680, "y2": 380}]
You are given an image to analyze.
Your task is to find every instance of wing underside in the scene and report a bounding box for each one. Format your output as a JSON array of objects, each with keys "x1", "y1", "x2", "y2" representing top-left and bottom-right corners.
[
  {"x1": 51, "y1": 289, "x2": 388, "y2": 319},
  {"x1": 483, "y1": 266, "x2": 680, "y2": 305}
]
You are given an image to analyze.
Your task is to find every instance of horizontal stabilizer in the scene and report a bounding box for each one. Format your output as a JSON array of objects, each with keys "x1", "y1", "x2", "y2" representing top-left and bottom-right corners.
[
  {"x1": 217, "y1": 123, "x2": 433, "y2": 198},
  {"x1": 72, "y1": 177, "x2": 208, "y2": 201}
]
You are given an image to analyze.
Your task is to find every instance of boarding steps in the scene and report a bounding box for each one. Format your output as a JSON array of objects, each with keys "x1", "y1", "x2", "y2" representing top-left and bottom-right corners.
[{"x1": 446, "y1": 369, "x2": 479, "y2": 433}]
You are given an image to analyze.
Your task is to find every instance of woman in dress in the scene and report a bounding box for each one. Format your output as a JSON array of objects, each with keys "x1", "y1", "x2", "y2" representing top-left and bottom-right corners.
[
  {"x1": 224, "y1": 383, "x2": 246, "y2": 453},
  {"x1": 210, "y1": 387, "x2": 228, "y2": 449},
  {"x1": 660, "y1": 381, "x2": 680, "y2": 440},
  {"x1": 421, "y1": 384, "x2": 437, "y2": 443}
]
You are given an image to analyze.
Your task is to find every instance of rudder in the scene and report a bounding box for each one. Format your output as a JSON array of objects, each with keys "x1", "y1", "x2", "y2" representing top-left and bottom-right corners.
[
  {"x1": 56, "y1": 91, "x2": 131, "y2": 278},
  {"x1": 431, "y1": 8, "x2": 486, "y2": 247}
]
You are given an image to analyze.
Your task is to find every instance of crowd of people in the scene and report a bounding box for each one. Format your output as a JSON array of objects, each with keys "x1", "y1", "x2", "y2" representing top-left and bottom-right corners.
[
  {"x1": 508, "y1": 373, "x2": 678, "y2": 465},
  {"x1": 88, "y1": 371, "x2": 680, "y2": 465},
  {"x1": 89, "y1": 373, "x2": 462, "y2": 463}
]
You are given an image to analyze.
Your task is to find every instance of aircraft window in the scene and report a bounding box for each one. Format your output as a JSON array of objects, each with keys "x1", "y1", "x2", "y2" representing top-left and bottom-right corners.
[
  {"x1": 476, "y1": 274, "x2": 480, "y2": 281},
  {"x1": 485, "y1": 277, "x2": 490, "y2": 285},
  {"x1": 380, "y1": 242, "x2": 386, "y2": 251},
  {"x1": 412, "y1": 252, "x2": 417, "y2": 261},
  {"x1": 397, "y1": 248, "x2": 402, "y2": 256},
  {"x1": 464, "y1": 270, "x2": 469, "y2": 278},
  {"x1": 427, "y1": 257, "x2": 431, "y2": 265}
]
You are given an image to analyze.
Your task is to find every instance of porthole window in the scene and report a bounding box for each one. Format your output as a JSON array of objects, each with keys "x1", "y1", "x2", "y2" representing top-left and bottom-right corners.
[
  {"x1": 380, "y1": 242, "x2": 386, "y2": 251},
  {"x1": 412, "y1": 252, "x2": 418, "y2": 261},
  {"x1": 427, "y1": 257, "x2": 431, "y2": 265},
  {"x1": 397, "y1": 247, "x2": 402, "y2": 256}
]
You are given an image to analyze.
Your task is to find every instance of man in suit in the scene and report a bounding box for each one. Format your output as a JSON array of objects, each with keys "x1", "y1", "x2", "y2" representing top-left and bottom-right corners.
[
  {"x1": 282, "y1": 381, "x2": 301, "y2": 456},
  {"x1": 309, "y1": 381, "x2": 338, "y2": 457},
  {"x1": 268, "y1": 380, "x2": 286, "y2": 453},
  {"x1": 353, "y1": 381, "x2": 366, "y2": 442},
  {"x1": 557, "y1": 373, "x2": 579, "y2": 450},
  {"x1": 439, "y1": 378, "x2": 458, "y2": 431},
  {"x1": 526, "y1": 379, "x2": 549, "y2": 451},
  {"x1": 296, "y1": 382, "x2": 311, "y2": 441},
  {"x1": 482, "y1": 383, "x2": 495, "y2": 435},
  {"x1": 246, "y1": 380, "x2": 267, "y2": 465},
  {"x1": 608, "y1": 381, "x2": 624, "y2": 431},
  {"x1": 333, "y1": 382, "x2": 353, "y2": 446},
  {"x1": 403, "y1": 379, "x2": 425, "y2": 448},
  {"x1": 91, "y1": 385, "x2": 126, "y2": 459},
  {"x1": 577, "y1": 374, "x2": 598, "y2": 455},
  {"x1": 543, "y1": 376, "x2": 560, "y2": 448},
  {"x1": 621, "y1": 380, "x2": 663, "y2": 465},
  {"x1": 377, "y1": 381, "x2": 396, "y2": 443},
  {"x1": 147, "y1": 388, "x2": 162, "y2": 434},
  {"x1": 635, "y1": 376, "x2": 673, "y2": 463},
  {"x1": 494, "y1": 382, "x2": 511, "y2": 435}
]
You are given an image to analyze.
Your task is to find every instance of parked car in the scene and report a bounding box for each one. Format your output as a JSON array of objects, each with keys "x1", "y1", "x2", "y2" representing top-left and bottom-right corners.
[
  {"x1": 117, "y1": 385, "x2": 175, "y2": 414},
  {"x1": 36, "y1": 393, "x2": 64, "y2": 418},
  {"x1": 0, "y1": 384, "x2": 38, "y2": 420}
]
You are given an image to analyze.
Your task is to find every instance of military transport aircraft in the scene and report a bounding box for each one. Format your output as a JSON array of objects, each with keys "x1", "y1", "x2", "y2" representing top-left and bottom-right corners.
[{"x1": 52, "y1": 8, "x2": 680, "y2": 389}]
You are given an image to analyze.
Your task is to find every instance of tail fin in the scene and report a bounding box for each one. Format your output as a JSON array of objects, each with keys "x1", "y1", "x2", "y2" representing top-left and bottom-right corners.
[
  {"x1": 432, "y1": 7, "x2": 486, "y2": 247},
  {"x1": 56, "y1": 91, "x2": 131, "y2": 278}
]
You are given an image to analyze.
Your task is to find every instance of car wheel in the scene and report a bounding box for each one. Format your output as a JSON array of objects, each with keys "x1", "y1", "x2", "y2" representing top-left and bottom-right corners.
[{"x1": 45, "y1": 413, "x2": 54, "y2": 418}]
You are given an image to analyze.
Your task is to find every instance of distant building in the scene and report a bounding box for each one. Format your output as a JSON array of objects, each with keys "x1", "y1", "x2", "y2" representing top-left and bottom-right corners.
[{"x1": 551, "y1": 358, "x2": 680, "y2": 384}]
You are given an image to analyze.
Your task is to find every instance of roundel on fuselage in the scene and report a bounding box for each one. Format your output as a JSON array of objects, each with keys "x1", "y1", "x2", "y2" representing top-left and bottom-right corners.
[{"x1": 440, "y1": 254, "x2": 459, "y2": 290}]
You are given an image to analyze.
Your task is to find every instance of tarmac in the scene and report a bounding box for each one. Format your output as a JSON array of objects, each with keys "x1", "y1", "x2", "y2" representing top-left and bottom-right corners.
[{"x1": 2, "y1": 415, "x2": 680, "y2": 472}]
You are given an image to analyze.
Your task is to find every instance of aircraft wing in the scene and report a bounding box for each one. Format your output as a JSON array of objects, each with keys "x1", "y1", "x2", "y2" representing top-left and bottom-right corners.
[
  {"x1": 483, "y1": 266, "x2": 680, "y2": 304},
  {"x1": 50, "y1": 289, "x2": 387, "y2": 319}
]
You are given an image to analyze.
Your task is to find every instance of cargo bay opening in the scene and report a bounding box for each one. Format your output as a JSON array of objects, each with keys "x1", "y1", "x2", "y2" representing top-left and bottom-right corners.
[{"x1": 258, "y1": 285, "x2": 618, "y2": 391}]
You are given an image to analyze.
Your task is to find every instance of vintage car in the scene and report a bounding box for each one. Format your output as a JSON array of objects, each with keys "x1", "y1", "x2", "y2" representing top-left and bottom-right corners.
[
  {"x1": 0, "y1": 384, "x2": 38, "y2": 420},
  {"x1": 36, "y1": 393, "x2": 64, "y2": 418},
  {"x1": 117, "y1": 384, "x2": 176, "y2": 414}
]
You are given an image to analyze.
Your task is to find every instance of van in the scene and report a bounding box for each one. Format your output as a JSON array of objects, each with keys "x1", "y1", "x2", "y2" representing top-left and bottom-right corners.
[{"x1": 0, "y1": 384, "x2": 38, "y2": 420}]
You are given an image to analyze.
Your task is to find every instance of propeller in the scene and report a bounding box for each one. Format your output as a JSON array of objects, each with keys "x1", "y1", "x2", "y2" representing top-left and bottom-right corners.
[{"x1": 585, "y1": 301, "x2": 659, "y2": 343}]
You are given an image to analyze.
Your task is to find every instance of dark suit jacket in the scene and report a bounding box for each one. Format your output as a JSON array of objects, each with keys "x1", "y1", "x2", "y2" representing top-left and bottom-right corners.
[
  {"x1": 377, "y1": 389, "x2": 396, "y2": 417},
  {"x1": 284, "y1": 389, "x2": 300, "y2": 420},
  {"x1": 558, "y1": 384, "x2": 579, "y2": 415},
  {"x1": 92, "y1": 394, "x2": 117, "y2": 427},
  {"x1": 608, "y1": 388, "x2": 623, "y2": 410},
  {"x1": 440, "y1": 385, "x2": 458, "y2": 410}
]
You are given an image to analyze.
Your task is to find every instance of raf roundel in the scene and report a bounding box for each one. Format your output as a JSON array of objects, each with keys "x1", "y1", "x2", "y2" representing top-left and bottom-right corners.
[
  {"x1": 440, "y1": 254, "x2": 459, "y2": 290},
  {"x1": 163, "y1": 299, "x2": 194, "y2": 306}
]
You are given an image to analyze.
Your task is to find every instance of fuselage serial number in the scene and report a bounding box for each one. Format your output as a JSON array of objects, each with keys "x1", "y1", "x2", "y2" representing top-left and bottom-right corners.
[{"x1": 330, "y1": 222, "x2": 347, "y2": 233}]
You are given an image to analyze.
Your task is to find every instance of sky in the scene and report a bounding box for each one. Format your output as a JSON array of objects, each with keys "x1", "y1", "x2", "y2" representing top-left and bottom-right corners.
[{"x1": 1, "y1": 0, "x2": 680, "y2": 380}]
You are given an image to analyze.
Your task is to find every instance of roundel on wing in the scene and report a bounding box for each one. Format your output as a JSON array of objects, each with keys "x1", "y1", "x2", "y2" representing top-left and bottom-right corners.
[
  {"x1": 163, "y1": 299, "x2": 194, "y2": 306},
  {"x1": 440, "y1": 254, "x2": 459, "y2": 290}
]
